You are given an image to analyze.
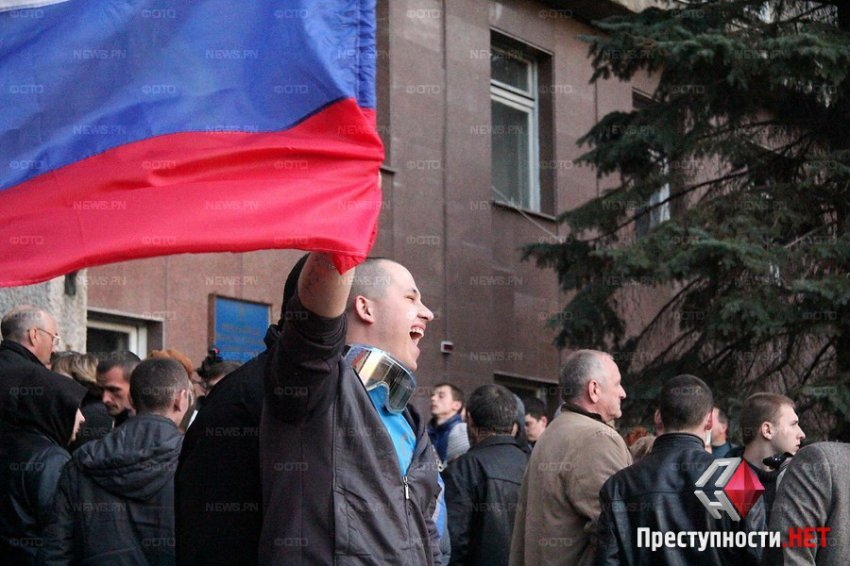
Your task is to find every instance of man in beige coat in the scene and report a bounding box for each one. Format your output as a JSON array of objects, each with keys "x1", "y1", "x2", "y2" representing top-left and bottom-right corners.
[{"x1": 509, "y1": 350, "x2": 632, "y2": 566}]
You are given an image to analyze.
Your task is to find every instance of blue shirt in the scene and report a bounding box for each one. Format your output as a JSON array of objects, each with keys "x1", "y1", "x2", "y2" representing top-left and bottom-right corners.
[
  {"x1": 368, "y1": 387, "x2": 448, "y2": 540},
  {"x1": 367, "y1": 387, "x2": 415, "y2": 475}
]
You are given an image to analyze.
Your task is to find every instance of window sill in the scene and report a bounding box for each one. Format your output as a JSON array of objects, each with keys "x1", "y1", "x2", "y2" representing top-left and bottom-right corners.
[{"x1": 491, "y1": 200, "x2": 557, "y2": 222}]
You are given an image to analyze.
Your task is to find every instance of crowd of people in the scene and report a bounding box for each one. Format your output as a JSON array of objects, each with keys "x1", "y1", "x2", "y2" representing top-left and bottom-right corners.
[{"x1": 0, "y1": 253, "x2": 846, "y2": 565}]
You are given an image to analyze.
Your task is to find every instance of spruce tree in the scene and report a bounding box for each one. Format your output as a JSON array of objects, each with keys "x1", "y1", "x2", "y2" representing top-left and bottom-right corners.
[{"x1": 525, "y1": 0, "x2": 850, "y2": 439}]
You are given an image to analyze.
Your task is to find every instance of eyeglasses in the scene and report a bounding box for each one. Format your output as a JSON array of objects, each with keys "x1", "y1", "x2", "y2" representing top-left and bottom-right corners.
[{"x1": 35, "y1": 327, "x2": 61, "y2": 347}]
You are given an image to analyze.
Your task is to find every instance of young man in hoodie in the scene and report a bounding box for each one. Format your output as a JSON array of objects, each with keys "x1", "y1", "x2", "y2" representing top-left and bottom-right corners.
[
  {"x1": 40, "y1": 358, "x2": 191, "y2": 565},
  {"x1": 0, "y1": 363, "x2": 85, "y2": 565}
]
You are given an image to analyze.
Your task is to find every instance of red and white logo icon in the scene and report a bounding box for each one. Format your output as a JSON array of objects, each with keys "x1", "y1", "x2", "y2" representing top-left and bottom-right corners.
[{"x1": 694, "y1": 458, "x2": 764, "y2": 521}]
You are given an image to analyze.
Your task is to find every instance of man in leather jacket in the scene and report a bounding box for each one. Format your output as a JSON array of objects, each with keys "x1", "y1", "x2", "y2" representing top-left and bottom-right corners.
[
  {"x1": 444, "y1": 384, "x2": 528, "y2": 566},
  {"x1": 260, "y1": 253, "x2": 442, "y2": 565},
  {"x1": 596, "y1": 374, "x2": 754, "y2": 566}
]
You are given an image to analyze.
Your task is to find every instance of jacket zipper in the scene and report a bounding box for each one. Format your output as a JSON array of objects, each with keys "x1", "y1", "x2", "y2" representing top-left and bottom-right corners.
[{"x1": 402, "y1": 475, "x2": 410, "y2": 500}]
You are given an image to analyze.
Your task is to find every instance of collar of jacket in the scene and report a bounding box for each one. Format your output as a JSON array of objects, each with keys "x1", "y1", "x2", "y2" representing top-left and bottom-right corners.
[
  {"x1": 0, "y1": 339, "x2": 43, "y2": 366},
  {"x1": 264, "y1": 324, "x2": 280, "y2": 348},
  {"x1": 125, "y1": 412, "x2": 181, "y2": 428},
  {"x1": 470, "y1": 434, "x2": 519, "y2": 451},
  {"x1": 561, "y1": 401, "x2": 604, "y2": 423},
  {"x1": 744, "y1": 459, "x2": 783, "y2": 485},
  {"x1": 430, "y1": 411, "x2": 463, "y2": 433},
  {"x1": 652, "y1": 432, "x2": 705, "y2": 453},
  {"x1": 114, "y1": 409, "x2": 132, "y2": 428}
]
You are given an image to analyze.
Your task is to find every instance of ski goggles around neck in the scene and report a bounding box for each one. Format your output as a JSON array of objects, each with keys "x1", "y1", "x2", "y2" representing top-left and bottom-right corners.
[{"x1": 344, "y1": 344, "x2": 416, "y2": 414}]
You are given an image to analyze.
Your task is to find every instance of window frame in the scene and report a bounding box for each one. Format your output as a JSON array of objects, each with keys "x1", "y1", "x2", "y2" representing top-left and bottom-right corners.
[
  {"x1": 490, "y1": 44, "x2": 541, "y2": 212},
  {"x1": 87, "y1": 318, "x2": 147, "y2": 356}
]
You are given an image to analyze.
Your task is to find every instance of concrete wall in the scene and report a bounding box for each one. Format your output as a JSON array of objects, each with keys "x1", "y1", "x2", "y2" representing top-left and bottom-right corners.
[{"x1": 0, "y1": 273, "x2": 87, "y2": 353}]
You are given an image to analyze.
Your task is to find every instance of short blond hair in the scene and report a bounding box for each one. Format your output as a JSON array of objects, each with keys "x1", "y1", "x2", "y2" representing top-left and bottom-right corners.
[
  {"x1": 740, "y1": 393, "x2": 794, "y2": 445},
  {"x1": 52, "y1": 352, "x2": 98, "y2": 387}
]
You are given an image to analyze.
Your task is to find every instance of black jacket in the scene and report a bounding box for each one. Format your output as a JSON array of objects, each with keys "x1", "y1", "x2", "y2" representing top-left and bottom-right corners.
[
  {"x1": 259, "y1": 295, "x2": 441, "y2": 565},
  {"x1": 0, "y1": 340, "x2": 43, "y2": 373},
  {"x1": 70, "y1": 391, "x2": 113, "y2": 451},
  {"x1": 175, "y1": 330, "x2": 268, "y2": 566},
  {"x1": 443, "y1": 435, "x2": 528, "y2": 566},
  {"x1": 596, "y1": 433, "x2": 756, "y2": 566},
  {"x1": 0, "y1": 340, "x2": 85, "y2": 565},
  {"x1": 738, "y1": 460, "x2": 783, "y2": 564},
  {"x1": 39, "y1": 414, "x2": 183, "y2": 565}
]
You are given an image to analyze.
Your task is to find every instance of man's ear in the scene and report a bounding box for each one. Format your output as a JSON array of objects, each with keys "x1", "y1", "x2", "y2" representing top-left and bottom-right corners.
[
  {"x1": 174, "y1": 389, "x2": 190, "y2": 414},
  {"x1": 541, "y1": 416, "x2": 548, "y2": 427},
  {"x1": 587, "y1": 380, "x2": 601, "y2": 404},
  {"x1": 704, "y1": 409, "x2": 714, "y2": 432},
  {"x1": 761, "y1": 421, "x2": 774, "y2": 440},
  {"x1": 353, "y1": 295, "x2": 374, "y2": 323},
  {"x1": 26, "y1": 327, "x2": 39, "y2": 347}
]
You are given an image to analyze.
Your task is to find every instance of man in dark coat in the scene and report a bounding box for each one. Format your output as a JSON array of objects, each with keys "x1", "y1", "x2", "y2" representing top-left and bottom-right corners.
[
  {"x1": 174, "y1": 254, "x2": 307, "y2": 566},
  {"x1": 0, "y1": 305, "x2": 59, "y2": 373},
  {"x1": 444, "y1": 384, "x2": 529, "y2": 566},
  {"x1": 175, "y1": 337, "x2": 267, "y2": 565},
  {"x1": 429, "y1": 382, "x2": 469, "y2": 465},
  {"x1": 0, "y1": 304, "x2": 87, "y2": 565},
  {"x1": 40, "y1": 358, "x2": 191, "y2": 565},
  {"x1": 259, "y1": 254, "x2": 442, "y2": 564}
]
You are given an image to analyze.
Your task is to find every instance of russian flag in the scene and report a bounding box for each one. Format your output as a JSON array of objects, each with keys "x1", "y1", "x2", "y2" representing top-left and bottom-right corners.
[{"x1": 0, "y1": 0, "x2": 384, "y2": 286}]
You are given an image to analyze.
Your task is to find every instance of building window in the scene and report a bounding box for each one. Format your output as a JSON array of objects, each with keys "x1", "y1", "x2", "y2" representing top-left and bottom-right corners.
[
  {"x1": 87, "y1": 319, "x2": 147, "y2": 356},
  {"x1": 646, "y1": 150, "x2": 671, "y2": 222},
  {"x1": 490, "y1": 43, "x2": 540, "y2": 211},
  {"x1": 86, "y1": 308, "x2": 163, "y2": 357},
  {"x1": 634, "y1": 93, "x2": 671, "y2": 238}
]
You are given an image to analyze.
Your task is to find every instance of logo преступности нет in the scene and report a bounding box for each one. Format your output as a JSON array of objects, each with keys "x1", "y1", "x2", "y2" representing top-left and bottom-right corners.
[{"x1": 694, "y1": 457, "x2": 764, "y2": 521}]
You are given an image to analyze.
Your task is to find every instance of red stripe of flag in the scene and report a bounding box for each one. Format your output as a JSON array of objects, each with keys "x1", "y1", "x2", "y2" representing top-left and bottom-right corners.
[{"x1": 0, "y1": 99, "x2": 383, "y2": 285}]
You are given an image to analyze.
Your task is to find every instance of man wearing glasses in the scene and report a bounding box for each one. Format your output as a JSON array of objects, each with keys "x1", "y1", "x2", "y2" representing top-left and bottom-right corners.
[
  {"x1": 0, "y1": 304, "x2": 60, "y2": 370},
  {"x1": 0, "y1": 304, "x2": 87, "y2": 563}
]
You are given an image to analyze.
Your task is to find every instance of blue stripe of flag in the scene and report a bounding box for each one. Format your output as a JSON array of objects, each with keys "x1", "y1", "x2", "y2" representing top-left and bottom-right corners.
[{"x1": 0, "y1": 0, "x2": 377, "y2": 191}]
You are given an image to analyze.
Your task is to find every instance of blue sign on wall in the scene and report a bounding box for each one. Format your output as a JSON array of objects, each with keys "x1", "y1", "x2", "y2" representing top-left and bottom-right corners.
[{"x1": 212, "y1": 296, "x2": 270, "y2": 363}]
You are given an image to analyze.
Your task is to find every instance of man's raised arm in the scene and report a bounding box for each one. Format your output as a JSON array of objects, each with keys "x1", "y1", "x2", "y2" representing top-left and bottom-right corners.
[
  {"x1": 264, "y1": 252, "x2": 355, "y2": 424},
  {"x1": 298, "y1": 253, "x2": 354, "y2": 318}
]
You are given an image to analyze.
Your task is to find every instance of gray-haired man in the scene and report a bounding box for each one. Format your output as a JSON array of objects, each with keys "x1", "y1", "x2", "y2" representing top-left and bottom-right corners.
[{"x1": 510, "y1": 350, "x2": 632, "y2": 566}]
